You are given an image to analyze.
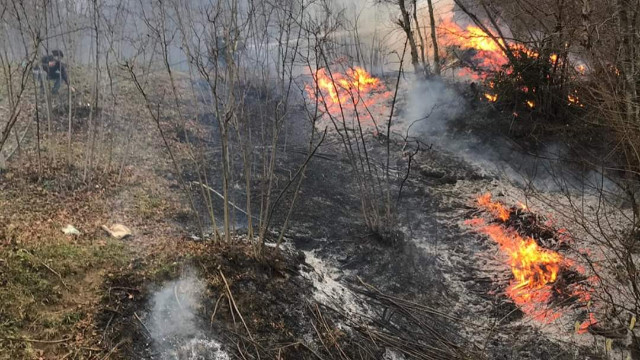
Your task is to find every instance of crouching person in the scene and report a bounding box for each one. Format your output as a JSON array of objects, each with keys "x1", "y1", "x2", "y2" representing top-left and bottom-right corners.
[{"x1": 36, "y1": 50, "x2": 74, "y2": 95}]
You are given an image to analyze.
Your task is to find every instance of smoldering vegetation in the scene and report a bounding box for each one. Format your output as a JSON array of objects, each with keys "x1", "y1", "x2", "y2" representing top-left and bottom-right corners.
[
  {"x1": 400, "y1": 79, "x2": 617, "y2": 195},
  {"x1": 1, "y1": 0, "x2": 640, "y2": 359},
  {"x1": 147, "y1": 271, "x2": 229, "y2": 360}
]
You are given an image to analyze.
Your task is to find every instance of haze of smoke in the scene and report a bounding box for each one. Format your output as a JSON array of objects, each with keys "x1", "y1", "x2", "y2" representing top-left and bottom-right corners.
[
  {"x1": 149, "y1": 270, "x2": 229, "y2": 360},
  {"x1": 401, "y1": 79, "x2": 617, "y2": 194}
]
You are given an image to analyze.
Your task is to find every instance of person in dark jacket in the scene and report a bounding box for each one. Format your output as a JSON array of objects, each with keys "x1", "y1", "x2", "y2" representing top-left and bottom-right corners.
[{"x1": 37, "y1": 50, "x2": 74, "y2": 95}]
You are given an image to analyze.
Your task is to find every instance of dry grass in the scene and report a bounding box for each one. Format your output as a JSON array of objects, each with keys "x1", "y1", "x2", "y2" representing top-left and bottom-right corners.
[{"x1": 0, "y1": 68, "x2": 210, "y2": 358}]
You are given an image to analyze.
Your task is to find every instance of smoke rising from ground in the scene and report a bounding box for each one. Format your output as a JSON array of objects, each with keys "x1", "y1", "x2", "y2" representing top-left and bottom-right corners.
[
  {"x1": 148, "y1": 270, "x2": 229, "y2": 360},
  {"x1": 401, "y1": 79, "x2": 616, "y2": 194}
]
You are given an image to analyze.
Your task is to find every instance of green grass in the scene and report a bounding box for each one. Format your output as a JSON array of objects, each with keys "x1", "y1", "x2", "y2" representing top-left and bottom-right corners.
[
  {"x1": 0, "y1": 239, "x2": 130, "y2": 358},
  {"x1": 134, "y1": 188, "x2": 167, "y2": 220}
]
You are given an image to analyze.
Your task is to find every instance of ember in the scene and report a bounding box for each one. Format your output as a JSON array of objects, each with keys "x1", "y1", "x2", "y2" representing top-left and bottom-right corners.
[
  {"x1": 567, "y1": 91, "x2": 585, "y2": 107},
  {"x1": 484, "y1": 93, "x2": 498, "y2": 102}
]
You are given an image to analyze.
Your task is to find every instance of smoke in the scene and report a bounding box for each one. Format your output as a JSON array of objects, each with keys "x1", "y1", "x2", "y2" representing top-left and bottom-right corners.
[
  {"x1": 148, "y1": 270, "x2": 229, "y2": 360},
  {"x1": 401, "y1": 78, "x2": 616, "y2": 194},
  {"x1": 400, "y1": 78, "x2": 516, "y2": 179},
  {"x1": 403, "y1": 78, "x2": 466, "y2": 136}
]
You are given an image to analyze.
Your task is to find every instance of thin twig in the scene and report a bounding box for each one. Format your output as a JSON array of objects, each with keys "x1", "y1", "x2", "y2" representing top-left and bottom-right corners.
[
  {"x1": 219, "y1": 269, "x2": 260, "y2": 358},
  {"x1": 101, "y1": 338, "x2": 129, "y2": 360},
  {"x1": 22, "y1": 249, "x2": 70, "y2": 290},
  {"x1": 2, "y1": 336, "x2": 71, "y2": 344},
  {"x1": 134, "y1": 312, "x2": 151, "y2": 337}
]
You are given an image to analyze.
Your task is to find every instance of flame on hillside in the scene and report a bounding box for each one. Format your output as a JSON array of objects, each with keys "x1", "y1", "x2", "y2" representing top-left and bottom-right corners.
[
  {"x1": 305, "y1": 66, "x2": 391, "y2": 128},
  {"x1": 467, "y1": 193, "x2": 596, "y2": 326},
  {"x1": 476, "y1": 192, "x2": 510, "y2": 221},
  {"x1": 476, "y1": 223, "x2": 564, "y2": 322},
  {"x1": 439, "y1": 20, "x2": 558, "y2": 80}
]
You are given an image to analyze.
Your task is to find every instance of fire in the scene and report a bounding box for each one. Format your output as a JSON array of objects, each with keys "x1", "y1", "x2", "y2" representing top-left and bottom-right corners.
[
  {"x1": 470, "y1": 193, "x2": 595, "y2": 325},
  {"x1": 484, "y1": 93, "x2": 498, "y2": 102},
  {"x1": 306, "y1": 66, "x2": 390, "y2": 126},
  {"x1": 463, "y1": 24, "x2": 504, "y2": 52},
  {"x1": 578, "y1": 313, "x2": 597, "y2": 334},
  {"x1": 476, "y1": 192, "x2": 510, "y2": 221},
  {"x1": 307, "y1": 67, "x2": 385, "y2": 105},
  {"x1": 526, "y1": 100, "x2": 535, "y2": 109},
  {"x1": 568, "y1": 91, "x2": 584, "y2": 107},
  {"x1": 439, "y1": 20, "x2": 558, "y2": 79},
  {"x1": 477, "y1": 224, "x2": 563, "y2": 322},
  {"x1": 439, "y1": 20, "x2": 508, "y2": 78}
]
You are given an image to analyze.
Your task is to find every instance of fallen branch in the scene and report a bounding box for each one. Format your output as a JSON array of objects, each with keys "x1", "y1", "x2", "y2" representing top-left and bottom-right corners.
[
  {"x1": 101, "y1": 338, "x2": 130, "y2": 360},
  {"x1": 210, "y1": 292, "x2": 226, "y2": 326},
  {"x1": 218, "y1": 269, "x2": 259, "y2": 358},
  {"x1": 134, "y1": 312, "x2": 151, "y2": 337},
  {"x1": 191, "y1": 181, "x2": 258, "y2": 220},
  {"x1": 2, "y1": 336, "x2": 71, "y2": 344},
  {"x1": 21, "y1": 249, "x2": 70, "y2": 291}
]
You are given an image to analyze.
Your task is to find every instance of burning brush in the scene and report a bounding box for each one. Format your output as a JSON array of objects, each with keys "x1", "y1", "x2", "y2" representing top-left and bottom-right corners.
[
  {"x1": 466, "y1": 193, "x2": 595, "y2": 328},
  {"x1": 477, "y1": 193, "x2": 568, "y2": 251},
  {"x1": 305, "y1": 66, "x2": 391, "y2": 129}
]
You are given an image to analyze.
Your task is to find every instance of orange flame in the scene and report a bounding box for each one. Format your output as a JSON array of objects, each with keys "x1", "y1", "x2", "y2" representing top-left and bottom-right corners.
[
  {"x1": 306, "y1": 66, "x2": 390, "y2": 126},
  {"x1": 567, "y1": 94, "x2": 578, "y2": 104},
  {"x1": 484, "y1": 93, "x2": 498, "y2": 102},
  {"x1": 439, "y1": 20, "x2": 558, "y2": 79},
  {"x1": 476, "y1": 193, "x2": 510, "y2": 221},
  {"x1": 567, "y1": 91, "x2": 584, "y2": 107},
  {"x1": 471, "y1": 193, "x2": 595, "y2": 324},
  {"x1": 477, "y1": 223, "x2": 563, "y2": 322}
]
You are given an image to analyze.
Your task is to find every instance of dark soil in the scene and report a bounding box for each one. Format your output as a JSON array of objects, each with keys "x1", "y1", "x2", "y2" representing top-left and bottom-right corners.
[{"x1": 98, "y1": 243, "x2": 306, "y2": 358}]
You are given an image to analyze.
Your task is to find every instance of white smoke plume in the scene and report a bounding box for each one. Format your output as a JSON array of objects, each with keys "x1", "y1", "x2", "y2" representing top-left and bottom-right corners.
[
  {"x1": 148, "y1": 270, "x2": 229, "y2": 360},
  {"x1": 399, "y1": 78, "x2": 616, "y2": 193}
]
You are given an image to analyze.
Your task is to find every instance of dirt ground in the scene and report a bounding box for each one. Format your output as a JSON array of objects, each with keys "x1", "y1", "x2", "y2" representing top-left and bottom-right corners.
[{"x1": 0, "y1": 70, "x2": 620, "y2": 359}]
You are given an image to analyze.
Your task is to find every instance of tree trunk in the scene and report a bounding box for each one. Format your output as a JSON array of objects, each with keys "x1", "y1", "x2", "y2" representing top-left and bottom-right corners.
[
  {"x1": 426, "y1": 0, "x2": 440, "y2": 75},
  {"x1": 398, "y1": 0, "x2": 423, "y2": 77},
  {"x1": 411, "y1": 0, "x2": 429, "y2": 74}
]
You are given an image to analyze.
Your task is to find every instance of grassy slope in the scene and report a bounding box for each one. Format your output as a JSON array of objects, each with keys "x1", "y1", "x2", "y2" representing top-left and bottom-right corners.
[{"x1": 0, "y1": 69, "x2": 202, "y2": 359}]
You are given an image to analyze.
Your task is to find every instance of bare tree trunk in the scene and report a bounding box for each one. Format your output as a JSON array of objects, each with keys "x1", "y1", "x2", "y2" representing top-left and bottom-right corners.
[
  {"x1": 33, "y1": 72, "x2": 43, "y2": 176},
  {"x1": 411, "y1": 0, "x2": 429, "y2": 73},
  {"x1": 397, "y1": 0, "x2": 424, "y2": 77},
  {"x1": 426, "y1": 0, "x2": 440, "y2": 75},
  {"x1": 84, "y1": 0, "x2": 100, "y2": 182}
]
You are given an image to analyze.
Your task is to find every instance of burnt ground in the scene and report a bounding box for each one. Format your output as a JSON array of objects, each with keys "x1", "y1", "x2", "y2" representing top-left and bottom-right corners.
[
  {"x1": 278, "y1": 134, "x2": 602, "y2": 359},
  {"x1": 99, "y1": 242, "x2": 324, "y2": 359},
  {"x1": 139, "y1": 76, "x2": 606, "y2": 358},
  {"x1": 153, "y1": 76, "x2": 612, "y2": 358},
  {"x1": 1, "y1": 73, "x2": 612, "y2": 359}
]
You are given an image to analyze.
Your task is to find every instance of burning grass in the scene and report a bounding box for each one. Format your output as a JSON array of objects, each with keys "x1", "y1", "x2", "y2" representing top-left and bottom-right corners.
[
  {"x1": 466, "y1": 193, "x2": 595, "y2": 327},
  {"x1": 305, "y1": 66, "x2": 391, "y2": 129},
  {"x1": 439, "y1": 19, "x2": 559, "y2": 81},
  {"x1": 439, "y1": 17, "x2": 588, "y2": 126}
]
